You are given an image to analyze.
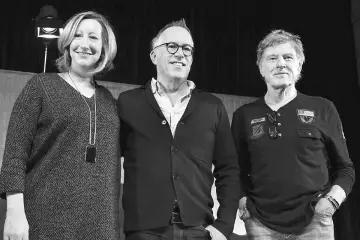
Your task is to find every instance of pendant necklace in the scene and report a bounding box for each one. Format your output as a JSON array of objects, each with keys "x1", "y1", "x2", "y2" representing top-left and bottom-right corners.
[{"x1": 68, "y1": 71, "x2": 97, "y2": 163}]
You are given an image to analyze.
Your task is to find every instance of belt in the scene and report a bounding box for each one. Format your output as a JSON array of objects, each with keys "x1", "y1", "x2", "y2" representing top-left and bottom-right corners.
[{"x1": 170, "y1": 203, "x2": 183, "y2": 224}]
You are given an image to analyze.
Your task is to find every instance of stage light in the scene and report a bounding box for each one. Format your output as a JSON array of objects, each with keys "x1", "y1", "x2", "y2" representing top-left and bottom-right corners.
[
  {"x1": 37, "y1": 27, "x2": 63, "y2": 39},
  {"x1": 35, "y1": 5, "x2": 63, "y2": 72}
]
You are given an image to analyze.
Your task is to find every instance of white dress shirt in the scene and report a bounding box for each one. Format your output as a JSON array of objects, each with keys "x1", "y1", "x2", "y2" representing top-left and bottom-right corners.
[{"x1": 151, "y1": 78, "x2": 195, "y2": 137}]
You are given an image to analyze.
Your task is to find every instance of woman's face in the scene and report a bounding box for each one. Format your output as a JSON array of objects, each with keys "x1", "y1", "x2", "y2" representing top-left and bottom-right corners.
[{"x1": 69, "y1": 19, "x2": 103, "y2": 71}]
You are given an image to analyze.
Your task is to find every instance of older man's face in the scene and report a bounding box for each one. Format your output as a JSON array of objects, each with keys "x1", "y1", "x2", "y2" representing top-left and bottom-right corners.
[
  {"x1": 259, "y1": 42, "x2": 301, "y2": 89},
  {"x1": 152, "y1": 26, "x2": 194, "y2": 82}
]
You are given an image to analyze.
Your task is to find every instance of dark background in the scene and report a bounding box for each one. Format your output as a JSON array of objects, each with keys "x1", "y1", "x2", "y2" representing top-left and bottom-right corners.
[{"x1": 0, "y1": 0, "x2": 359, "y2": 239}]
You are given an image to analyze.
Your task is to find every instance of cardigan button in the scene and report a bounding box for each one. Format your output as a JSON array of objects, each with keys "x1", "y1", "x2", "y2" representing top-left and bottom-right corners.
[
  {"x1": 172, "y1": 146, "x2": 178, "y2": 152},
  {"x1": 162, "y1": 120, "x2": 167, "y2": 125}
]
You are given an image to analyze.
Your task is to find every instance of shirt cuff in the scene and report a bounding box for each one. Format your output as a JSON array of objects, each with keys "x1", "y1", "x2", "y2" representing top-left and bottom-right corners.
[{"x1": 327, "y1": 185, "x2": 346, "y2": 206}]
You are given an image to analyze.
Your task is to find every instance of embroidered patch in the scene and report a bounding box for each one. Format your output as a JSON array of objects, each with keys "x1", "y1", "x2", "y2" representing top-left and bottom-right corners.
[
  {"x1": 250, "y1": 117, "x2": 266, "y2": 125},
  {"x1": 297, "y1": 109, "x2": 315, "y2": 124},
  {"x1": 251, "y1": 123, "x2": 265, "y2": 139}
]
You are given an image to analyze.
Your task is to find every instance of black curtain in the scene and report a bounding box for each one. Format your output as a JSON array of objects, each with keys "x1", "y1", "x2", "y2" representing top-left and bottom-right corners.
[
  {"x1": 1, "y1": 0, "x2": 359, "y2": 239},
  {"x1": 352, "y1": 0, "x2": 360, "y2": 89}
]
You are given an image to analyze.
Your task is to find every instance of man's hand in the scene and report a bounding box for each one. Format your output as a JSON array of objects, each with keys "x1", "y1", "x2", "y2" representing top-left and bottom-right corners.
[
  {"x1": 315, "y1": 197, "x2": 336, "y2": 216},
  {"x1": 3, "y1": 208, "x2": 29, "y2": 240},
  {"x1": 238, "y1": 196, "x2": 248, "y2": 219},
  {"x1": 205, "y1": 225, "x2": 227, "y2": 240}
]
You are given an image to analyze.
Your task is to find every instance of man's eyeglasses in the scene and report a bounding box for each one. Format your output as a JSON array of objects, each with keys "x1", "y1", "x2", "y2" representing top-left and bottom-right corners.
[
  {"x1": 153, "y1": 42, "x2": 194, "y2": 57},
  {"x1": 265, "y1": 112, "x2": 282, "y2": 139}
]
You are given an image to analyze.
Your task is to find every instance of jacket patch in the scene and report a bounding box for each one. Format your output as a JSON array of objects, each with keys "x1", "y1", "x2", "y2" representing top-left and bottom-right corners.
[
  {"x1": 251, "y1": 123, "x2": 265, "y2": 139},
  {"x1": 297, "y1": 109, "x2": 315, "y2": 124},
  {"x1": 251, "y1": 117, "x2": 266, "y2": 125}
]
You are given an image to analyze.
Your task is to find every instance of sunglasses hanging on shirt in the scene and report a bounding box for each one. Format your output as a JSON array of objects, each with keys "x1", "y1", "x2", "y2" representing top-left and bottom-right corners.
[{"x1": 265, "y1": 111, "x2": 282, "y2": 139}]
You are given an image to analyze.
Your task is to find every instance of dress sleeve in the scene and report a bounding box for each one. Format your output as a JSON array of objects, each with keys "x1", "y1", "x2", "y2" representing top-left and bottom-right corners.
[
  {"x1": 325, "y1": 101, "x2": 355, "y2": 196},
  {"x1": 0, "y1": 76, "x2": 43, "y2": 199}
]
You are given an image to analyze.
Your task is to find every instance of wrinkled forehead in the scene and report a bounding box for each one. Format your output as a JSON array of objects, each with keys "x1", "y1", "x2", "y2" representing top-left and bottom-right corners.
[
  {"x1": 263, "y1": 42, "x2": 297, "y2": 57},
  {"x1": 157, "y1": 26, "x2": 194, "y2": 47}
]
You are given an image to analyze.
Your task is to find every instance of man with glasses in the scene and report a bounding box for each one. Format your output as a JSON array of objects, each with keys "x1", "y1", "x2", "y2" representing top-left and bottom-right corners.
[
  {"x1": 117, "y1": 19, "x2": 240, "y2": 240},
  {"x1": 231, "y1": 29, "x2": 355, "y2": 239}
]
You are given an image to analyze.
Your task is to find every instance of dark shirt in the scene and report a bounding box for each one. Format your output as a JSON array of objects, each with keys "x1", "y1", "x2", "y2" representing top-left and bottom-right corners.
[
  {"x1": 231, "y1": 92, "x2": 355, "y2": 233},
  {"x1": 117, "y1": 81, "x2": 240, "y2": 238}
]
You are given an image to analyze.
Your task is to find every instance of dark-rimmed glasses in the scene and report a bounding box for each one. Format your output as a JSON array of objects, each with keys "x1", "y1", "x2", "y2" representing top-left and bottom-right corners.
[
  {"x1": 153, "y1": 42, "x2": 194, "y2": 57},
  {"x1": 265, "y1": 111, "x2": 282, "y2": 139}
]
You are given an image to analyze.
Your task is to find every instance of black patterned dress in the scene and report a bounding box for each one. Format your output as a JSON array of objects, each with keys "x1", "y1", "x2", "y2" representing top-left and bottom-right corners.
[{"x1": 0, "y1": 73, "x2": 121, "y2": 239}]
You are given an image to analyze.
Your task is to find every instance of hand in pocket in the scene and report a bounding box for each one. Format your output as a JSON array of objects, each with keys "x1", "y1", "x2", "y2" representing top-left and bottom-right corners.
[{"x1": 238, "y1": 196, "x2": 250, "y2": 220}]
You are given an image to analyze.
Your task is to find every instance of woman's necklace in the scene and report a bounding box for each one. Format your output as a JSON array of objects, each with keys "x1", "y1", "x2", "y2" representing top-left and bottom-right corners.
[{"x1": 68, "y1": 72, "x2": 97, "y2": 163}]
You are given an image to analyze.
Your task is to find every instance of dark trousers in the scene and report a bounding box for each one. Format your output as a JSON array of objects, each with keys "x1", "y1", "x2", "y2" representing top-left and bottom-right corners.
[{"x1": 125, "y1": 223, "x2": 211, "y2": 240}]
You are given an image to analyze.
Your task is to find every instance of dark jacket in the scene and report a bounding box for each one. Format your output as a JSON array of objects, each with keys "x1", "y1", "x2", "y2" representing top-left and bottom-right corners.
[{"x1": 117, "y1": 81, "x2": 240, "y2": 238}]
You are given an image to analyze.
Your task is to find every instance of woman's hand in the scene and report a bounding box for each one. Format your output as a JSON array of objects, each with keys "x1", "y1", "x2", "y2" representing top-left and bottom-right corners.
[
  {"x1": 4, "y1": 207, "x2": 29, "y2": 240},
  {"x1": 4, "y1": 193, "x2": 29, "y2": 240}
]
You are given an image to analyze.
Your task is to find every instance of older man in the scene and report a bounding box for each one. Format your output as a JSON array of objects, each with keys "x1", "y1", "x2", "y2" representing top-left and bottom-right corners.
[
  {"x1": 117, "y1": 19, "x2": 240, "y2": 240},
  {"x1": 231, "y1": 29, "x2": 355, "y2": 239}
]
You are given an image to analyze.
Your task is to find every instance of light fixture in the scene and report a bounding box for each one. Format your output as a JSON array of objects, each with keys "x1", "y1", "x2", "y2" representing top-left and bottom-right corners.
[
  {"x1": 37, "y1": 27, "x2": 63, "y2": 39},
  {"x1": 35, "y1": 5, "x2": 63, "y2": 72}
]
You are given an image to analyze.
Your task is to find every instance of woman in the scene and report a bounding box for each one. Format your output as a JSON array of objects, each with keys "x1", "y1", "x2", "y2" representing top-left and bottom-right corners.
[{"x1": 0, "y1": 11, "x2": 121, "y2": 239}]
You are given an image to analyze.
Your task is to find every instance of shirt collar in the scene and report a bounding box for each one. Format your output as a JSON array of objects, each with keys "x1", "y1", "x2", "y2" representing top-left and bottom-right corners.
[{"x1": 151, "y1": 78, "x2": 195, "y2": 98}]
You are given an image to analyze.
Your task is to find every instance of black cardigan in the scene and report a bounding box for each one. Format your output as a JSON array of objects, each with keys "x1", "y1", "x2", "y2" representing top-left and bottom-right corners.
[{"x1": 117, "y1": 81, "x2": 240, "y2": 238}]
